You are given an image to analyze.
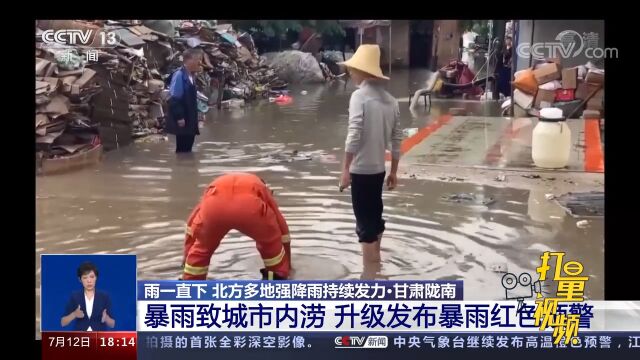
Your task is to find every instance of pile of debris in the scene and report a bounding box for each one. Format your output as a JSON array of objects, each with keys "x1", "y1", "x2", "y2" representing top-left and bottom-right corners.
[
  {"x1": 35, "y1": 20, "x2": 287, "y2": 154},
  {"x1": 35, "y1": 20, "x2": 174, "y2": 153},
  {"x1": 167, "y1": 22, "x2": 283, "y2": 104},
  {"x1": 36, "y1": 52, "x2": 102, "y2": 174},
  {"x1": 511, "y1": 59, "x2": 604, "y2": 119}
]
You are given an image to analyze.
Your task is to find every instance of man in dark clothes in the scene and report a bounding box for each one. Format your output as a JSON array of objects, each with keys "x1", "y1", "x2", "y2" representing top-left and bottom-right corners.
[
  {"x1": 497, "y1": 36, "x2": 513, "y2": 98},
  {"x1": 166, "y1": 48, "x2": 203, "y2": 153}
]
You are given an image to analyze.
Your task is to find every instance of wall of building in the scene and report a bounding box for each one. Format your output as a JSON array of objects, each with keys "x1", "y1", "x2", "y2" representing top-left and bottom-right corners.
[
  {"x1": 433, "y1": 20, "x2": 462, "y2": 69},
  {"x1": 390, "y1": 20, "x2": 410, "y2": 67},
  {"x1": 515, "y1": 20, "x2": 605, "y2": 71},
  {"x1": 360, "y1": 26, "x2": 387, "y2": 64},
  {"x1": 355, "y1": 21, "x2": 409, "y2": 68}
]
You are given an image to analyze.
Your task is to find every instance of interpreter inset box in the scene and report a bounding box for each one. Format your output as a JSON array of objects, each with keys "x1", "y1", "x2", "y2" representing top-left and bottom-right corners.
[{"x1": 41, "y1": 254, "x2": 137, "y2": 332}]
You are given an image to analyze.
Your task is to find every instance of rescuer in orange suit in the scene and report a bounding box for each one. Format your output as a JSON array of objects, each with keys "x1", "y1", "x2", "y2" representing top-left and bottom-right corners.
[{"x1": 181, "y1": 173, "x2": 291, "y2": 280}]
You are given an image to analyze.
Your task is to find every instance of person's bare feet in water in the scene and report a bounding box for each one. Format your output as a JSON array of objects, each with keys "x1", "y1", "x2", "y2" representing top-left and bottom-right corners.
[{"x1": 360, "y1": 235, "x2": 386, "y2": 280}]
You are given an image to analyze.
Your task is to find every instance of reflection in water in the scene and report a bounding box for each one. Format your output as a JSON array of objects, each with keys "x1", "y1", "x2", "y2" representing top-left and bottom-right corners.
[{"x1": 35, "y1": 70, "x2": 603, "y2": 336}]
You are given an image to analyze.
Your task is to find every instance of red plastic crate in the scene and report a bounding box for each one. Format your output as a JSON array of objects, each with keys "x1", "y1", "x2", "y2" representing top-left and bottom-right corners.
[{"x1": 555, "y1": 89, "x2": 576, "y2": 102}]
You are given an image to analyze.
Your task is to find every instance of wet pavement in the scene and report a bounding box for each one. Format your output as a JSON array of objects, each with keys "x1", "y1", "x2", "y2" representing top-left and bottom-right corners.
[
  {"x1": 402, "y1": 116, "x2": 604, "y2": 172},
  {"x1": 35, "y1": 69, "x2": 604, "y2": 335}
]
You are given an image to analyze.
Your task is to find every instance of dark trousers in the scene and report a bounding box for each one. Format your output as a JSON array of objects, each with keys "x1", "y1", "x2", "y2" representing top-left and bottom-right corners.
[
  {"x1": 176, "y1": 135, "x2": 195, "y2": 153},
  {"x1": 351, "y1": 172, "x2": 386, "y2": 243},
  {"x1": 497, "y1": 65, "x2": 512, "y2": 97}
]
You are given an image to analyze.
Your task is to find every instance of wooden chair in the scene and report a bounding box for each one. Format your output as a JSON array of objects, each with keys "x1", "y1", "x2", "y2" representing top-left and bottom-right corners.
[{"x1": 409, "y1": 72, "x2": 440, "y2": 112}]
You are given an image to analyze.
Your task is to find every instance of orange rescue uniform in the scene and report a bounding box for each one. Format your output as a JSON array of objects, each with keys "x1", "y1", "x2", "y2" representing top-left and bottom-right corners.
[{"x1": 182, "y1": 173, "x2": 291, "y2": 280}]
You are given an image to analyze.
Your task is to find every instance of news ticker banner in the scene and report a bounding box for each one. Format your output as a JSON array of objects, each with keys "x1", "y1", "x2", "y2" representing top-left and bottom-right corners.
[
  {"x1": 134, "y1": 280, "x2": 640, "y2": 359},
  {"x1": 42, "y1": 280, "x2": 640, "y2": 359},
  {"x1": 137, "y1": 332, "x2": 640, "y2": 360},
  {"x1": 137, "y1": 281, "x2": 640, "y2": 333},
  {"x1": 138, "y1": 280, "x2": 464, "y2": 301}
]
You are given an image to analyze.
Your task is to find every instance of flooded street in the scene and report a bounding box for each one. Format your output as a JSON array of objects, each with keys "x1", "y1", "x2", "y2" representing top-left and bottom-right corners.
[{"x1": 35, "y1": 69, "x2": 604, "y2": 334}]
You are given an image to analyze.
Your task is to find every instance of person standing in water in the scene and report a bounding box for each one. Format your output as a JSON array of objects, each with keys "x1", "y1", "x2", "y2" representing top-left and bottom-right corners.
[
  {"x1": 165, "y1": 48, "x2": 204, "y2": 153},
  {"x1": 338, "y1": 44, "x2": 403, "y2": 278}
]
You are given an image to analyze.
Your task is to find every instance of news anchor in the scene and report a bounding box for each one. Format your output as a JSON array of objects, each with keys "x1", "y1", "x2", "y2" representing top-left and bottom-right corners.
[{"x1": 60, "y1": 261, "x2": 115, "y2": 331}]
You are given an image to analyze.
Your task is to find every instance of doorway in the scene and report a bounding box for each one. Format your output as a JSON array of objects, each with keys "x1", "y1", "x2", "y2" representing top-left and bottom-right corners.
[{"x1": 409, "y1": 20, "x2": 434, "y2": 68}]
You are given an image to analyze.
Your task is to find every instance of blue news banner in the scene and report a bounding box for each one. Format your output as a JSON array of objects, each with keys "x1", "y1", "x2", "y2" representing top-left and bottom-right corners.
[{"x1": 136, "y1": 280, "x2": 640, "y2": 359}]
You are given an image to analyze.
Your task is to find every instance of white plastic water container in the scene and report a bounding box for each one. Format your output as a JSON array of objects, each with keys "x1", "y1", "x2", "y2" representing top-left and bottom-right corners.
[{"x1": 532, "y1": 108, "x2": 572, "y2": 169}]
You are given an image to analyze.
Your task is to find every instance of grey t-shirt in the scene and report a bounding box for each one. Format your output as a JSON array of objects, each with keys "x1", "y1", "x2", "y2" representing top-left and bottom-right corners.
[{"x1": 345, "y1": 80, "x2": 403, "y2": 174}]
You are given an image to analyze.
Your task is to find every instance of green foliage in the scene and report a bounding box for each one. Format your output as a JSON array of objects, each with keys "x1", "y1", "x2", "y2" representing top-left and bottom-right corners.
[
  {"x1": 459, "y1": 20, "x2": 490, "y2": 37},
  {"x1": 232, "y1": 20, "x2": 345, "y2": 38}
]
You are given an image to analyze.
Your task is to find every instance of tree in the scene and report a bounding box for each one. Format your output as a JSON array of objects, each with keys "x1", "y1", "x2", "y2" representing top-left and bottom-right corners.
[{"x1": 459, "y1": 20, "x2": 490, "y2": 37}]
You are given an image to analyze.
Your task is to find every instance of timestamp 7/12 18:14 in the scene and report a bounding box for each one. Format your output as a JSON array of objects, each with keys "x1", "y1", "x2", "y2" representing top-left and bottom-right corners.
[{"x1": 100, "y1": 337, "x2": 136, "y2": 347}]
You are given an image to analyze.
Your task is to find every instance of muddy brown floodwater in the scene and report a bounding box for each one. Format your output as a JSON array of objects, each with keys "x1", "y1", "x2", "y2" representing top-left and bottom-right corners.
[{"x1": 35, "y1": 69, "x2": 603, "y2": 336}]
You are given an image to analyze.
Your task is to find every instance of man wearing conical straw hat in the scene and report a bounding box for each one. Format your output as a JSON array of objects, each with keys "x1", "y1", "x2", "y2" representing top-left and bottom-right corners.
[{"x1": 338, "y1": 44, "x2": 403, "y2": 277}]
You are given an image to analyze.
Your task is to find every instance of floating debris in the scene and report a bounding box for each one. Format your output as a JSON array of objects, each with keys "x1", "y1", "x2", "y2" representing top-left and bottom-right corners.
[
  {"x1": 441, "y1": 193, "x2": 496, "y2": 206},
  {"x1": 556, "y1": 191, "x2": 604, "y2": 218},
  {"x1": 259, "y1": 150, "x2": 317, "y2": 163},
  {"x1": 135, "y1": 134, "x2": 169, "y2": 143},
  {"x1": 495, "y1": 175, "x2": 507, "y2": 182},
  {"x1": 403, "y1": 128, "x2": 419, "y2": 137},
  {"x1": 576, "y1": 220, "x2": 590, "y2": 229},
  {"x1": 438, "y1": 176, "x2": 466, "y2": 182},
  {"x1": 522, "y1": 174, "x2": 541, "y2": 179},
  {"x1": 545, "y1": 194, "x2": 556, "y2": 201}
]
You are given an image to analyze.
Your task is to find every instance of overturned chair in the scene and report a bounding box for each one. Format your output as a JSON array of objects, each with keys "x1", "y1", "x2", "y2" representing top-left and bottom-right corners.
[{"x1": 409, "y1": 71, "x2": 441, "y2": 112}]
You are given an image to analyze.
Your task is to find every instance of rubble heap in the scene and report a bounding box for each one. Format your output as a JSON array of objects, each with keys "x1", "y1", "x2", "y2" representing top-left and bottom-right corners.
[
  {"x1": 36, "y1": 20, "x2": 173, "y2": 155},
  {"x1": 512, "y1": 59, "x2": 604, "y2": 119},
  {"x1": 35, "y1": 20, "x2": 286, "y2": 160},
  {"x1": 36, "y1": 52, "x2": 102, "y2": 171},
  {"x1": 166, "y1": 22, "x2": 283, "y2": 104}
]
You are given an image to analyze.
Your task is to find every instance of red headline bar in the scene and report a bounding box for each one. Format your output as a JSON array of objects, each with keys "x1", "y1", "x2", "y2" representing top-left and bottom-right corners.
[{"x1": 42, "y1": 331, "x2": 136, "y2": 360}]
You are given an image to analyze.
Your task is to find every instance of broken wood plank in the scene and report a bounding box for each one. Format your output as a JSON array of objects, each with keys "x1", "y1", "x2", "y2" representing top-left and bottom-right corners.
[
  {"x1": 36, "y1": 130, "x2": 64, "y2": 144},
  {"x1": 57, "y1": 68, "x2": 85, "y2": 77},
  {"x1": 43, "y1": 77, "x2": 60, "y2": 93},
  {"x1": 140, "y1": 34, "x2": 159, "y2": 42},
  {"x1": 37, "y1": 95, "x2": 70, "y2": 117},
  {"x1": 44, "y1": 63, "x2": 58, "y2": 78},
  {"x1": 36, "y1": 58, "x2": 51, "y2": 76},
  {"x1": 36, "y1": 81, "x2": 50, "y2": 90},
  {"x1": 128, "y1": 25, "x2": 154, "y2": 36},
  {"x1": 36, "y1": 113, "x2": 49, "y2": 128},
  {"x1": 73, "y1": 68, "x2": 97, "y2": 88},
  {"x1": 61, "y1": 76, "x2": 79, "y2": 93}
]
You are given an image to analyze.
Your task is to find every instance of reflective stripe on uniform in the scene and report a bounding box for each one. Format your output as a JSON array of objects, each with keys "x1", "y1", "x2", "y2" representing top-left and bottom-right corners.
[
  {"x1": 184, "y1": 263, "x2": 208, "y2": 276},
  {"x1": 186, "y1": 225, "x2": 193, "y2": 237},
  {"x1": 268, "y1": 271, "x2": 274, "y2": 280},
  {"x1": 263, "y1": 246, "x2": 285, "y2": 267},
  {"x1": 281, "y1": 234, "x2": 291, "y2": 243}
]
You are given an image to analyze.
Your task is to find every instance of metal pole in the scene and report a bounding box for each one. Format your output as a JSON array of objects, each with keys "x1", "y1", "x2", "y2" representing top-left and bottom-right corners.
[
  {"x1": 217, "y1": 69, "x2": 225, "y2": 110},
  {"x1": 510, "y1": 20, "x2": 518, "y2": 117},
  {"x1": 528, "y1": 20, "x2": 535, "y2": 68},
  {"x1": 388, "y1": 24, "x2": 392, "y2": 74},
  {"x1": 485, "y1": 20, "x2": 492, "y2": 101}
]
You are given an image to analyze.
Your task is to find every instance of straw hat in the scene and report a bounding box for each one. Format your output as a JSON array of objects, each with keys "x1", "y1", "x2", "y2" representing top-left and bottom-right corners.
[{"x1": 339, "y1": 44, "x2": 389, "y2": 80}]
